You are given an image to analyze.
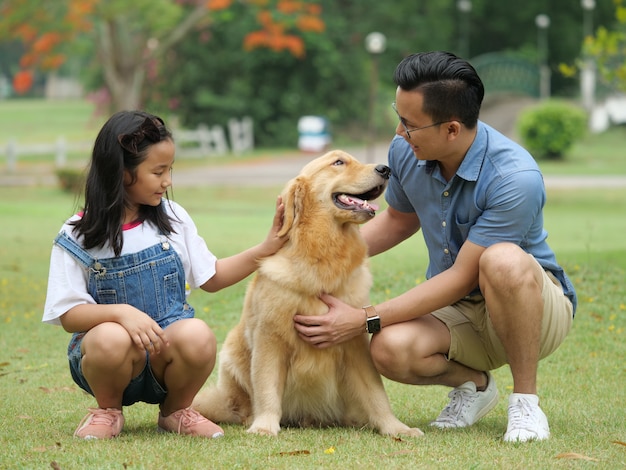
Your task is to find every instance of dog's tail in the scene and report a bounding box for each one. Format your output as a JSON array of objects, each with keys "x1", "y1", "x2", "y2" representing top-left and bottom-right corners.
[{"x1": 192, "y1": 384, "x2": 251, "y2": 425}]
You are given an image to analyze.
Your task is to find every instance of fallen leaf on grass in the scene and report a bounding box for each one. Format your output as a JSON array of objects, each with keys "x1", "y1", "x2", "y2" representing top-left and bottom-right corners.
[
  {"x1": 324, "y1": 446, "x2": 335, "y2": 454},
  {"x1": 278, "y1": 450, "x2": 310, "y2": 456},
  {"x1": 33, "y1": 443, "x2": 62, "y2": 453},
  {"x1": 555, "y1": 452, "x2": 599, "y2": 461},
  {"x1": 613, "y1": 440, "x2": 626, "y2": 447},
  {"x1": 50, "y1": 461, "x2": 61, "y2": 470},
  {"x1": 39, "y1": 386, "x2": 75, "y2": 393}
]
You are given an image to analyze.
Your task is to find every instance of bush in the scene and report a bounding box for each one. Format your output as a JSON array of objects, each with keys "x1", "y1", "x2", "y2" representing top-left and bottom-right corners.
[
  {"x1": 55, "y1": 168, "x2": 85, "y2": 194},
  {"x1": 516, "y1": 100, "x2": 587, "y2": 159}
]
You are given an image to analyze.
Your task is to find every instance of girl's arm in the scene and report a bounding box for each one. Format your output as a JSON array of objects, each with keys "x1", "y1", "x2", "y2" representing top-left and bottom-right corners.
[{"x1": 200, "y1": 196, "x2": 286, "y2": 293}]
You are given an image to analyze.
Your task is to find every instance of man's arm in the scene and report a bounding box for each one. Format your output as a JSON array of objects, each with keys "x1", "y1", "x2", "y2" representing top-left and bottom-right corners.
[
  {"x1": 362, "y1": 206, "x2": 421, "y2": 256},
  {"x1": 374, "y1": 239, "x2": 484, "y2": 327},
  {"x1": 293, "y1": 239, "x2": 485, "y2": 348}
]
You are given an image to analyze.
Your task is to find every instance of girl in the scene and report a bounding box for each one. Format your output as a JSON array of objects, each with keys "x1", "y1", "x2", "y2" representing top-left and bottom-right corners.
[{"x1": 43, "y1": 110, "x2": 285, "y2": 439}]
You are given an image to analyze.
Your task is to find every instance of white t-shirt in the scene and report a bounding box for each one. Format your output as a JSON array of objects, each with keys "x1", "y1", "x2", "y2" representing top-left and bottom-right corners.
[{"x1": 42, "y1": 200, "x2": 217, "y2": 326}]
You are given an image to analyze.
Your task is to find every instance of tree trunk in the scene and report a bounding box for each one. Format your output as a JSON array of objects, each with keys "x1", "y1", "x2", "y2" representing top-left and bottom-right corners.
[{"x1": 96, "y1": 4, "x2": 210, "y2": 113}]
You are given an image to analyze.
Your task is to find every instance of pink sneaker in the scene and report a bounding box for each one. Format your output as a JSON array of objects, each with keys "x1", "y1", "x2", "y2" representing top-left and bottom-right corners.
[
  {"x1": 158, "y1": 407, "x2": 224, "y2": 438},
  {"x1": 74, "y1": 408, "x2": 124, "y2": 440}
]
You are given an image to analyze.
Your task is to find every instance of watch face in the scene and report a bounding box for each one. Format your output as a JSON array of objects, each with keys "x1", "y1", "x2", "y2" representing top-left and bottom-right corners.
[{"x1": 367, "y1": 316, "x2": 381, "y2": 334}]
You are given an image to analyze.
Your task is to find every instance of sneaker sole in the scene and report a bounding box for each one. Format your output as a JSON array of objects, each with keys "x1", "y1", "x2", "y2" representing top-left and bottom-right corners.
[{"x1": 157, "y1": 425, "x2": 224, "y2": 439}]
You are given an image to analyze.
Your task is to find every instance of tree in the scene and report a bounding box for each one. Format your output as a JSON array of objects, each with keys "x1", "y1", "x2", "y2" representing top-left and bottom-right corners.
[
  {"x1": 583, "y1": 0, "x2": 626, "y2": 92},
  {"x1": 0, "y1": 0, "x2": 324, "y2": 111}
]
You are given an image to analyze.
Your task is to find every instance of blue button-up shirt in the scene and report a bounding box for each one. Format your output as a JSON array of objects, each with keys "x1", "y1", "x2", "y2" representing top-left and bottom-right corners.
[{"x1": 385, "y1": 121, "x2": 577, "y2": 314}]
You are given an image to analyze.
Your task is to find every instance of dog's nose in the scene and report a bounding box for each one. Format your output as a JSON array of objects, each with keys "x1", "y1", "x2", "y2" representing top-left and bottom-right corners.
[{"x1": 375, "y1": 164, "x2": 391, "y2": 180}]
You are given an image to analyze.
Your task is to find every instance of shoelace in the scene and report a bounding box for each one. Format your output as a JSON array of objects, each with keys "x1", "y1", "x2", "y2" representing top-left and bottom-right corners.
[
  {"x1": 507, "y1": 398, "x2": 535, "y2": 427},
  {"x1": 77, "y1": 408, "x2": 120, "y2": 430},
  {"x1": 438, "y1": 389, "x2": 476, "y2": 423},
  {"x1": 173, "y1": 408, "x2": 205, "y2": 433}
]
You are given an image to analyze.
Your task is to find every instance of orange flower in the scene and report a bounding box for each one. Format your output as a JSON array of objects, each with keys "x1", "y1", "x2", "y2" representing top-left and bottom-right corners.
[
  {"x1": 206, "y1": 0, "x2": 232, "y2": 10},
  {"x1": 278, "y1": 0, "x2": 303, "y2": 14},
  {"x1": 32, "y1": 32, "x2": 62, "y2": 54},
  {"x1": 13, "y1": 70, "x2": 34, "y2": 94},
  {"x1": 306, "y1": 4, "x2": 322, "y2": 15},
  {"x1": 19, "y1": 53, "x2": 37, "y2": 68},
  {"x1": 41, "y1": 54, "x2": 66, "y2": 70},
  {"x1": 296, "y1": 15, "x2": 325, "y2": 32},
  {"x1": 14, "y1": 24, "x2": 38, "y2": 43}
]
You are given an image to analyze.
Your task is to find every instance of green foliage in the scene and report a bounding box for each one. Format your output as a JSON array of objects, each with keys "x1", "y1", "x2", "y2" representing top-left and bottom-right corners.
[
  {"x1": 517, "y1": 100, "x2": 588, "y2": 160},
  {"x1": 582, "y1": 1, "x2": 626, "y2": 93},
  {"x1": 55, "y1": 168, "x2": 85, "y2": 194}
]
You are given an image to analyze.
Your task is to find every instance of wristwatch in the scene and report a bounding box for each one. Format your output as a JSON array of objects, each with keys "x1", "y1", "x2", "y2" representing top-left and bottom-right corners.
[{"x1": 363, "y1": 305, "x2": 381, "y2": 334}]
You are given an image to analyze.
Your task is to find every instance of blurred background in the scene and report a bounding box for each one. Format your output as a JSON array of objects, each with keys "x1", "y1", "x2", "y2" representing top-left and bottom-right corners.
[{"x1": 0, "y1": 0, "x2": 624, "y2": 154}]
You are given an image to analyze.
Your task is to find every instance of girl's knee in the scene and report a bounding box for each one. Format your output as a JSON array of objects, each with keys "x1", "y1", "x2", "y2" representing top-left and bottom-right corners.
[
  {"x1": 83, "y1": 322, "x2": 133, "y2": 360},
  {"x1": 168, "y1": 319, "x2": 216, "y2": 362}
]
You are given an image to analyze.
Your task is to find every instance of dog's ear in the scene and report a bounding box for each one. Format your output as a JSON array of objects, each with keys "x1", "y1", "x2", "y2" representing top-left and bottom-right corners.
[{"x1": 277, "y1": 177, "x2": 307, "y2": 238}]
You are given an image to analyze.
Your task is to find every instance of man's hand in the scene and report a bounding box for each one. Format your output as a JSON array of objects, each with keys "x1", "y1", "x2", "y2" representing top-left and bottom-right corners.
[{"x1": 293, "y1": 293, "x2": 365, "y2": 348}]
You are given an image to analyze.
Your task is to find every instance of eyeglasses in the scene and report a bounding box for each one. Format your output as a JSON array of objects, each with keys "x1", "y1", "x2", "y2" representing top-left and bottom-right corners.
[{"x1": 391, "y1": 102, "x2": 452, "y2": 139}]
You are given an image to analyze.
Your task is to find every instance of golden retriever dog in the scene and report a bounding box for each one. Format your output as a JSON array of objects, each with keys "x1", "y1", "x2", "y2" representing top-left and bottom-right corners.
[{"x1": 192, "y1": 150, "x2": 423, "y2": 438}]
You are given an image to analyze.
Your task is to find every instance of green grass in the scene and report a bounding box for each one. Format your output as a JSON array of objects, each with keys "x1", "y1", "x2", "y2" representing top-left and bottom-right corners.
[
  {"x1": 1, "y1": 99, "x2": 107, "y2": 145},
  {"x1": 0, "y1": 185, "x2": 625, "y2": 469}
]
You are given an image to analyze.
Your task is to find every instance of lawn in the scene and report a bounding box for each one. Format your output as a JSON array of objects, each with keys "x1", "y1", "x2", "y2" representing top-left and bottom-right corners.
[
  {"x1": 0, "y1": 99, "x2": 624, "y2": 468},
  {"x1": 0, "y1": 183, "x2": 624, "y2": 469}
]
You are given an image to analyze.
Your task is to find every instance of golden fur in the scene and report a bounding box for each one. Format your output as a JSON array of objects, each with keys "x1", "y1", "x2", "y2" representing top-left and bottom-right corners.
[{"x1": 192, "y1": 150, "x2": 423, "y2": 437}]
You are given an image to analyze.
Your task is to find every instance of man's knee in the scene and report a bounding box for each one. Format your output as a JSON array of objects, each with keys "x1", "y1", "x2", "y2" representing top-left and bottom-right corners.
[
  {"x1": 480, "y1": 243, "x2": 540, "y2": 292},
  {"x1": 370, "y1": 329, "x2": 404, "y2": 377}
]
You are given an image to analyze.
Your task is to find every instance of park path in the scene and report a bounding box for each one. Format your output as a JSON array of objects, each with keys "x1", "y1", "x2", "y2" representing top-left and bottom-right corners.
[
  {"x1": 2, "y1": 142, "x2": 625, "y2": 189},
  {"x1": 1, "y1": 97, "x2": 625, "y2": 189},
  {"x1": 169, "y1": 143, "x2": 626, "y2": 189}
]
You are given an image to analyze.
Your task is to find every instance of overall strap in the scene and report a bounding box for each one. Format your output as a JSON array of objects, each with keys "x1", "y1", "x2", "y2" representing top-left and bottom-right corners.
[{"x1": 53, "y1": 231, "x2": 95, "y2": 268}]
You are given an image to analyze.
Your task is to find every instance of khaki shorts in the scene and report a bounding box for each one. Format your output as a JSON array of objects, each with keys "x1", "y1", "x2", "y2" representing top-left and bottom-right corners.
[{"x1": 431, "y1": 258, "x2": 574, "y2": 371}]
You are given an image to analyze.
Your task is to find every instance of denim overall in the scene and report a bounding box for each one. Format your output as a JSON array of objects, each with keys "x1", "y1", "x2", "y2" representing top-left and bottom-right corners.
[{"x1": 54, "y1": 231, "x2": 195, "y2": 405}]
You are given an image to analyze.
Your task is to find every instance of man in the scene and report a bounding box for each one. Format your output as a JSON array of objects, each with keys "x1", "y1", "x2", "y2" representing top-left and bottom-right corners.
[{"x1": 293, "y1": 51, "x2": 576, "y2": 442}]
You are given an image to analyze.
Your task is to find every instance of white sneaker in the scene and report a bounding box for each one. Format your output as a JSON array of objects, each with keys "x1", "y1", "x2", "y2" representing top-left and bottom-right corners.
[
  {"x1": 503, "y1": 393, "x2": 550, "y2": 442},
  {"x1": 430, "y1": 372, "x2": 499, "y2": 428}
]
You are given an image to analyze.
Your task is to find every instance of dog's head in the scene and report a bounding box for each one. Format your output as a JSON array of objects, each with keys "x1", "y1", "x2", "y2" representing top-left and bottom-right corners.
[{"x1": 278, "y1": 150, "x2": 390, "y2": 237}]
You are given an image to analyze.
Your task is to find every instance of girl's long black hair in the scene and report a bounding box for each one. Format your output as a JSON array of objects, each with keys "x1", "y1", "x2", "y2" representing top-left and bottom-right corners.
[{"x1": 71, "y1": 110, "x2": 176, "y2": 257}]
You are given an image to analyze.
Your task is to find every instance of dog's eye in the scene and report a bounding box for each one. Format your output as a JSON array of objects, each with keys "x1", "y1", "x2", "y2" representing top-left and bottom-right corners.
[{"x1": 333, "y1": 160, "x2": 344, "y2": 166}]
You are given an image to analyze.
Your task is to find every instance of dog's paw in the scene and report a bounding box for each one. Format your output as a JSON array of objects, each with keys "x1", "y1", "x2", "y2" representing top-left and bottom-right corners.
[
  {"x1": 379, "y1": 424, "x2": 424, "y2": 438},
  {"x1": 247, "y1": 416, "x2": 281, "y2": 436},
  {"x1": 397, "y1": 427, "x2": 425, "y2": 438}
]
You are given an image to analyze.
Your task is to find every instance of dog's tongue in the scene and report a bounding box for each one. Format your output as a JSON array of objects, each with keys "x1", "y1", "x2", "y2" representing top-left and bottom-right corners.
[{"x1": 338, "y1": 194, "x2": 379, "y2": 211}]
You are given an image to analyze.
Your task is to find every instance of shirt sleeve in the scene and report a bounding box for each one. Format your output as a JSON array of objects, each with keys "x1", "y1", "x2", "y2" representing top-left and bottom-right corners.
[
  {"x1": 467, "y1": 169, "x2": 545, "y2": 248},
  {"x1": 42, "y1": 242, "x2": 95, "y2": 326},
  {"x1": 171, "y1": 203, "x2": 218, "y2": 290}
]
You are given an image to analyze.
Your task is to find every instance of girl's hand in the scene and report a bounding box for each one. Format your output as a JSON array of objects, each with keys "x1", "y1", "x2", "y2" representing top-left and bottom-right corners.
[
  {"x1": 259, "y1": 195, "x2": 287, "y2": 257},
  {"x1": 117, "y1": 304, "x2": 169, "y2": 354}
]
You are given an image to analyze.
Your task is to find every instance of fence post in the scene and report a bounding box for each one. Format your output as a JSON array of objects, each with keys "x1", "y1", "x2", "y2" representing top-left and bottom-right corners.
[
  {"x1": 7, "y1": 139, "x2": 17, "y2": 173},
  {"x1": 196, "y1": 124, "x2": 211, "y2": 155},
  {"x1": 56, "y1": 136, "x2": 67, "y2": 168},
  {"x1": 228, "y1": 117, "x2": 254, "y2": 155},
  {"x1": 210, "y1": 126, "x2": 229, "y2": 155}
]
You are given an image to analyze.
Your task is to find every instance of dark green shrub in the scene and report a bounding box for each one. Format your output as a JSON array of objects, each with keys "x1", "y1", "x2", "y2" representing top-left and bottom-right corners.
[
  {"x1": 516, "y1": 100, "x2": 588, "y2": 159},
  {"x1": 55, "y1": 168, "x2": 85, "y2": 194}
]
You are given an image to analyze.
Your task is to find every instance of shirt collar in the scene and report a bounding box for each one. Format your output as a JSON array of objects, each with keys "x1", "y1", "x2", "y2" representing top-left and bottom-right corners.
[{"x1": 455, "y1": 121, "x2": 487, "y2": 182}]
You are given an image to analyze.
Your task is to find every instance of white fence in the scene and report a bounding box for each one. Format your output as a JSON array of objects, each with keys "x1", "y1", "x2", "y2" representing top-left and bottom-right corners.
[{"x1": 2, "y1": 117, "x2": 254, "y2": 172}]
